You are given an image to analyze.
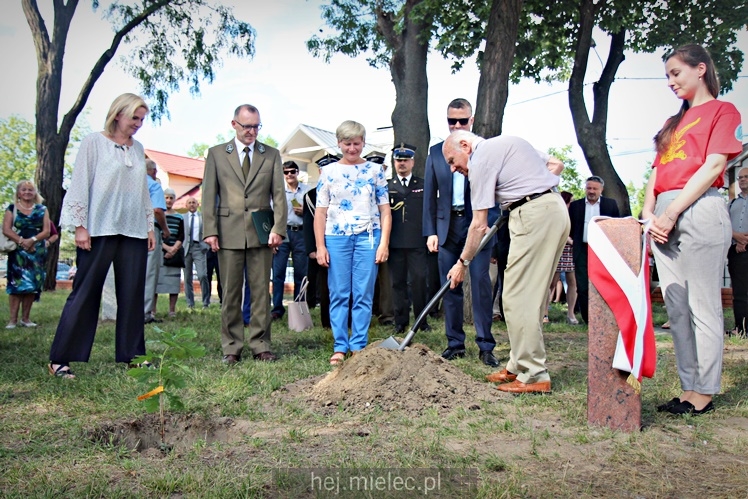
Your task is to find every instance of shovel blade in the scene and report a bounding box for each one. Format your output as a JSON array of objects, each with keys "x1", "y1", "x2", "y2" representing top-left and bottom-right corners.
[{"x1": 379, "y1": 336, "x2": 402, "y2": 350}]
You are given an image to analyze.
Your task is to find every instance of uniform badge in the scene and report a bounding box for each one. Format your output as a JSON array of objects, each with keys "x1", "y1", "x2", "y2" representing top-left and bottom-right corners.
[
  {"x1": 226, "y1": 143, "x2": 234, "y2": 154},
  {"x1": 258, "y1": 143, "x2": 266, "y2": 154}
]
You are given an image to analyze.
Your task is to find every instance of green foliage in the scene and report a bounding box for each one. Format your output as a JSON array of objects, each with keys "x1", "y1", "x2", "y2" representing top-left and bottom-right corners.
[
  {"x1": 128, "y1": 327, "x2": 206, "y2": 414},
  {"x1": 0, "y1": 114, "x2": 89, "y2": 210},
  {"x1": 548, "y1": 145, "x2": 584, "y2": 200},
  {"x1": 306, "y1": 0, "x2": 404, "y2": 68},
  {"x1": 628, "y1": 167, "x2": 653, "y2": 218},
  {"x1": 100, "y1": 0, "x2": 256, "y2": 120}
]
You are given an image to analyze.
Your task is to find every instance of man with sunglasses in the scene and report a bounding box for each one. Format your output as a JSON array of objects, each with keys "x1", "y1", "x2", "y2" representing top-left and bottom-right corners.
[
  {"x1": 423, "y1": 98, "x2": 499, "y2": 367},
  {"x1": 202, "y1": 104, "x2": 287, "y2": 364},
  {"x1": 270, "y1": 161, "x2": 309, "y2": 321},
  {"x1": 568, "y1": 175, "x2": 620, "y2": 324}
]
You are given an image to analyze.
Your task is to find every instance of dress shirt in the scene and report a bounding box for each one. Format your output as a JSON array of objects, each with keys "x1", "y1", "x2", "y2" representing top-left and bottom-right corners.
[{"x1": 582, "y1": 199, "x2": 601, "y2": 242}]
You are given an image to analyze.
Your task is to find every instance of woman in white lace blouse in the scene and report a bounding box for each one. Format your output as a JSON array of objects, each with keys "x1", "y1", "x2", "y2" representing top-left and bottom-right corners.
[{"x1": 48, "y1": 93, "x2": 155, "y2": 379}]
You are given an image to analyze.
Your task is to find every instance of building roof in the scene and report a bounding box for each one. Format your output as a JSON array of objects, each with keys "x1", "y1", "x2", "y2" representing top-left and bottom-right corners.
[
  {"x1": 172, "y1": 184, "x2": 202, "y2": 211},
  {"x1": 279, "y1": 124, "x2": 391, "y2": 166},
  {"x1": 145, "y1": 149, "x2": 205, "y2": 180}
]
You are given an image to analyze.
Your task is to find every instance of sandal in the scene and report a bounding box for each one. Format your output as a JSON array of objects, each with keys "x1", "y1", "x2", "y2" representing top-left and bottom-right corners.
[
  {"x1": 329, "y1": 352, "x2": 346, "y2": 366},
  {"x1": 48, "y1": 363, "x2": 75, "y2": 379}
]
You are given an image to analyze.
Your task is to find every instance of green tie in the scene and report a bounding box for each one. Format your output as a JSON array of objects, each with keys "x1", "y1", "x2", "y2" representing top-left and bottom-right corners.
[{"x1": 242, "y1": 146, "x2": 250, "y2": 179}]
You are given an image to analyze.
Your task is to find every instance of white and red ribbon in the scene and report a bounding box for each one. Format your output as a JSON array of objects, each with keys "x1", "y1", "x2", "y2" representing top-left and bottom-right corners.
[{"x1": 587, "y1": 216, "x2": 656, "y2": 393}]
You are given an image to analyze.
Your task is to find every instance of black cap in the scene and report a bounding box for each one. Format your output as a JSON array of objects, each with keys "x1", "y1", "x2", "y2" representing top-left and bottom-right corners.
[
  {"x1": 364, "y1": 151, "x2": 386, "y2": 164},
  {"x1": 316, "y1": 153, "x2": 340, "y2": 167},
  {"x1": 392, "y1": 142, "x2": 416, "y2": 159}
]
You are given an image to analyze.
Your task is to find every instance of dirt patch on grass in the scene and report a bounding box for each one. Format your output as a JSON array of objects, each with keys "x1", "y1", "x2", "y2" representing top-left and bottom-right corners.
[{"x1": 273, "y1": 341, "x2": 503, "y2": 415}]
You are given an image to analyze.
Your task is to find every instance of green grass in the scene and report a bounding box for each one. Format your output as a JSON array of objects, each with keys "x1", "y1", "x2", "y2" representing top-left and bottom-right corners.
[{"x1": 1, "y1": 290, "x2": 748, "y2": 497}]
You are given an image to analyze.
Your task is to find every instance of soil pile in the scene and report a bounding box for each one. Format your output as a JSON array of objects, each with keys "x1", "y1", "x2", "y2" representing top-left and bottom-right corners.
[{"x1": 295, "y1": 342, "x2": 502, "y2": 414}]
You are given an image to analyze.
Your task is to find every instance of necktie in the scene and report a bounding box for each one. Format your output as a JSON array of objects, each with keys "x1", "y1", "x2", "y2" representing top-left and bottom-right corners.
[
  {"x1": 242, "y1": 146, "x2": 250, "y2": 179},
  {"x1": 401, "y1": 177, "x2": 407, "y2": 187},
  {"x1": 189, "y1": 213, "x2": 195, "y2": 243}
]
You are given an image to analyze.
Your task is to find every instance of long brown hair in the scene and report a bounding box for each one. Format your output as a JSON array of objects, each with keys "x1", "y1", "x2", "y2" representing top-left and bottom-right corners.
[{"x1": 653, "y1": 44, "x2": 720, "y2": 154}]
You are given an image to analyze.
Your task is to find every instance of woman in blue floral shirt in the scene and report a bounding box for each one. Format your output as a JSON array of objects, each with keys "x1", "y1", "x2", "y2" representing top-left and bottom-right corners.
[{"x1": 314, "y1": 121, "x2": 391, "y2": 365}]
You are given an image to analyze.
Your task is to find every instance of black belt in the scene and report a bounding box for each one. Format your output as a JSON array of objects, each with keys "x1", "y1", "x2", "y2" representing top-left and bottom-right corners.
[
  {"x1": 287, "y1": 225, "x2": 303, "y2": 232},
  {"x1": 451, "y1": 206, "x2": 465, "y2": 217},
  {"x1": 507, "y1": 189, "x2": 553, "y2": 212}
]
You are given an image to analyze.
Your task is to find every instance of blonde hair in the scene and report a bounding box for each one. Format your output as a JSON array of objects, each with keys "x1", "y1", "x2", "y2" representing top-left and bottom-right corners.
[
  {"x1": 16, "y1": 180, "x2": 44, "y2": 204},
  {"x1": 104, "y1": 93, "x2": 149, "y2": 135},
  {"x1": 336, "y1": 120, "x2": 366, "y2": 142}
]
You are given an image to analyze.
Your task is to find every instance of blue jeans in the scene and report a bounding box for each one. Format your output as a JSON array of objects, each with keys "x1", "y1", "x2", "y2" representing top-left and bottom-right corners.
[
  {"x1": 271, "y1": 230, "x2": 308, "y2": 317},
  {"x1": 326, "y1": 230, "x2": 380, "y2": 353}
]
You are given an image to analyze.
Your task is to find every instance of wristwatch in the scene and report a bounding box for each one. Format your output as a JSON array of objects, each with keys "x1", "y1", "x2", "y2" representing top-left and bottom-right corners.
[
  {"x1": 31, "y1": 236, "x2": 38, "y2": 242},
  {"x1": 459, "y1": 257, "x2": 471, "y2": 267}
]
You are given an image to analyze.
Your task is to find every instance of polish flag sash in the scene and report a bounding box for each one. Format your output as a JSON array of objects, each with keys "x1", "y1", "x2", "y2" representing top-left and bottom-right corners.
[{"x1": 587, "y1": 217, "x2": 656, "y2": 393}]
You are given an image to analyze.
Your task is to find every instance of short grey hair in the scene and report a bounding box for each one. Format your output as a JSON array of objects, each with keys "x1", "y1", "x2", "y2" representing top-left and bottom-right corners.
[
  {"x1": 443, "y1": 130, "x2": 477, "y2": 152},
  {"x1": 586, "y1": 175, "x2": 605, "y2": 187},
  {"x1": 163, "y1": 188, "x2": 176, "y2": 197},
  {"x1": 145, "y1": 159, "x2": 157, "y2": 172}
]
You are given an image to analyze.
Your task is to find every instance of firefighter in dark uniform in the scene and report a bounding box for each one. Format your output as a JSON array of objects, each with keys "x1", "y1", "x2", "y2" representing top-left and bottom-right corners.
[
  {"x1": 388, "y1": 143, "x2": 431, "y2": 334},
  {"x1": 366, "y1": 150, "x2": 396, "y2": 326}
]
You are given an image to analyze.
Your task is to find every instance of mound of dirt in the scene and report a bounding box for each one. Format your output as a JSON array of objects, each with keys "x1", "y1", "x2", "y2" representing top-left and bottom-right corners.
[{"x1": 276, "y1": 342, "x2": 502, "y2": 415}]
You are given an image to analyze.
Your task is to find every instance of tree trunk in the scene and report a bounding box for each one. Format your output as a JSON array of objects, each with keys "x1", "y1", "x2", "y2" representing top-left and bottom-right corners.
[
  {"x1": 568, "y1": 0, "x2": 631, "y2": 215},
  {"x1": 36, "y1": 131, "x2": 67, "y2": 290},
  {"x1": 378, "y1": 0, "x2": 431, "y2": 178},
  {"x1": 473, "y1": 0, "x2": 524, "y2": 139}
]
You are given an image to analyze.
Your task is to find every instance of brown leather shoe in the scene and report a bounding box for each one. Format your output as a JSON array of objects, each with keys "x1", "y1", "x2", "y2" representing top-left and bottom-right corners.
[
  {"x1": 486, "y1": 369, "x2": 517, "y2": 383},
  {"x1": 496, "y1": 379, "x2": 551, "y2": 394},
  {"x1": 253, "y1": 351, "x2": 277, "y2": 362},
  {"x1": 222, "y1": 354, "x2": 240, "y2": 365}
]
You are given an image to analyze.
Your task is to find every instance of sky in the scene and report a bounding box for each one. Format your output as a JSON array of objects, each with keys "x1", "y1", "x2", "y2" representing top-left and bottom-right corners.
[{"x1": 1, "y1": 0, "x2": 747, "y2": 187}]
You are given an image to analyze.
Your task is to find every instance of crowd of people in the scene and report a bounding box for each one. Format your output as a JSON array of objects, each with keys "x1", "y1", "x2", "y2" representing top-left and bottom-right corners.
[{"x1": 2, "y1": 44, "x2": 744, "y2": 416}]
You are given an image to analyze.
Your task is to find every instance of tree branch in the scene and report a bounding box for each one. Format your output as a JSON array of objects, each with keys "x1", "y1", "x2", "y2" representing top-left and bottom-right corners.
[
  {"x1": 60, "y1": 0, "x2": 173, "y2": 139},
  {"x1": 591, "y1": 28, "x2": 625, "y2": 126},
  {"x1": 21, "y1": 0, "x2": 52, "y2": 70}
]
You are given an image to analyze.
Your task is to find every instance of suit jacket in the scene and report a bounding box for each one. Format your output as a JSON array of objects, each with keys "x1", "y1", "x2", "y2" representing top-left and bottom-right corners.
[
  {"x1": 302, "y1": 188, "x2": 317, "y2": 256},
  {"x1": 568, "y1": 196, "x2": 620, "y2": 260},
  {"x1": 202, "y1": 140, "x2": 287, "y2": 249},
  {"x1": 183, "y1": 211, "x2": 209, "y2": 253},
  {"x1": 423, "y1": 141, "x2": 500, "y2": 245},
  {"x1": 423, "y1": 142, "x2": 472, "y2": 245},
  {"x1": 389, "y1": 175, "x2": 426, "y2": 249}
]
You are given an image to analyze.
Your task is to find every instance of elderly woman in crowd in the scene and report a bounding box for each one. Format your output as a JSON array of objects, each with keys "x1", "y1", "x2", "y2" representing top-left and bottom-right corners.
[
  {"x1": 314, "y1": 120, "x2": 391, "y2": 365},
  {"x1": 152, "y1": 188, "x2": 184, "y2": 318},
  {"x1": 3, "y1": 180, "x2": 51, "y2": 328},
  {"x1": 48, "y1": 93, "x2": 155, "y2": 379}
]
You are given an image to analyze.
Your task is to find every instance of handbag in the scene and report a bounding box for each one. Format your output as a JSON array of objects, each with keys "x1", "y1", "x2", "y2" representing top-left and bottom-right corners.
[
  {"x1": 163, "y1": 246, "x2": 185, "y2": 268},
  {"x1": 287, "y1": 276, "x2": 313, "y2": 332},
  {"x1": 0, "y1": 206, "x2": 18, "y2": 254}
]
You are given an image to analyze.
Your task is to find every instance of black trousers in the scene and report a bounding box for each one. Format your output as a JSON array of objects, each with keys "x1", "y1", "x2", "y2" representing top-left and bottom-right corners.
[
  {"x1": 50, "y1": 235, "x2": 148, "y2": 364},
  {"x1": 728, "y1": 245, "x2": 748, "y2": 333},
  {"x1": 389, "y1": 246, "x2": 429, "y2": 326},
  {"x1": 574, "y1": 243, "x2": 589, "y2": 324},
  {"x1": 306, "y1": 257, "x2": 331, "y2": 328},
  {"x1": 206, "y1": 249, "x2": 222, "y2": 304}
]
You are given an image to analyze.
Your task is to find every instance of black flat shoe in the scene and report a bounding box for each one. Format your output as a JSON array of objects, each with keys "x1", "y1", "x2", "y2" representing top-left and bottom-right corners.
[
  {"x1": 667, "y1": 400, "x2": 715, "y2": 416},
  {"x1": 657, "y1": 397, "x2": 681, "y2": 412},
  {"x1": 479, "y1": 350, "x2": 500, "y2": 367},
  {"x1": 441, "y1": 347, "x2": 466, "y2": 360}
]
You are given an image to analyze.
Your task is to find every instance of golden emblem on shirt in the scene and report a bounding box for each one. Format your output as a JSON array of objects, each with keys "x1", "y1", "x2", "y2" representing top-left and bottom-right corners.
[{"x1": 660, "y1": 117, "x2": 701, "y2": 165}]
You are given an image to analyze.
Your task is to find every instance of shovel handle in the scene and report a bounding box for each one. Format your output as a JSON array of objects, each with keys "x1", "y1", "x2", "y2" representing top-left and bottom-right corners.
[{"x1": 398, "y1": 214, "x2": 507, "y2": 351}]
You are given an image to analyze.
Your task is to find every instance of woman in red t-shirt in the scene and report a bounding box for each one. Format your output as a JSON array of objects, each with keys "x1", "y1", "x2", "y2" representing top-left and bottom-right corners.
[{"x1": 642, "y1": 44, "x2": 743, "y2": 416}]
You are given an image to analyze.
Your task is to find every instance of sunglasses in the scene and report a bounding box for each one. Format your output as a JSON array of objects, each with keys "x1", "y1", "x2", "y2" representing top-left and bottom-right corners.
[
  {"x1": 283, "y1": 170, "x2": 298, "y2": 175},
  {"x1": 447, "y1": 117, "x2": 470, "y2": 126}
]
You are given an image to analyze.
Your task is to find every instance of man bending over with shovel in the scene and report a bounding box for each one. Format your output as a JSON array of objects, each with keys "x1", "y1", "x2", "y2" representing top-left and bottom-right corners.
[{"x1": 444, "y1": 130, "x2": 569, "y2": 394}]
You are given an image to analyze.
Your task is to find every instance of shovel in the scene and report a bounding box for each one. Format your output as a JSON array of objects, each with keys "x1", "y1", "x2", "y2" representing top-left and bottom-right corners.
[{"x1": 380, "y1": 214, "x2": 506, "y2": 350}]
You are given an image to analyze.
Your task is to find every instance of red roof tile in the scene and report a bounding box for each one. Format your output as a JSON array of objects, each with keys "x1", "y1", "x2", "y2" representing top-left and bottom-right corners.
[{"x1": 145, "y1": 149, "x2": 205, "y2": 180}]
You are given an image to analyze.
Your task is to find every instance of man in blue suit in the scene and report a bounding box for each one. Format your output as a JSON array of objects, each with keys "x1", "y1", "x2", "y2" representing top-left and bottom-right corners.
[{"x1": 423, "y1": 98, "x2": 499, "y2": 367}]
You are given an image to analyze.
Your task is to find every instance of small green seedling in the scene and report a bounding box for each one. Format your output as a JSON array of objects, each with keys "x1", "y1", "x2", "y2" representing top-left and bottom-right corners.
[{"x1": 128, "y1": 326, "x2": 206, "y2": 444}]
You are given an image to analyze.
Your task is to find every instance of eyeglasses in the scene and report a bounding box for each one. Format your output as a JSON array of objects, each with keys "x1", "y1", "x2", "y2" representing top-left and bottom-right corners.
[
  {"x1": 283, "y1": 170, "x2": 298, "y2": 175},
  {"x1": 234, "y1": 120, "x2": 262, "y2": 131},
  {"x1": 447, "y1": 117, "x2": 470, "y2": 126},
  {"x1": 739, "y1": 175, "x2": 748, "y2": 180}
]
